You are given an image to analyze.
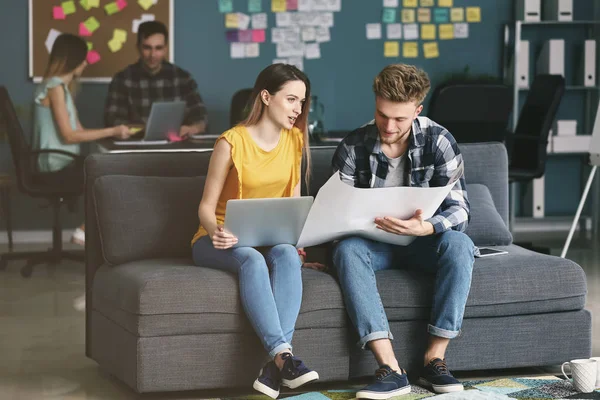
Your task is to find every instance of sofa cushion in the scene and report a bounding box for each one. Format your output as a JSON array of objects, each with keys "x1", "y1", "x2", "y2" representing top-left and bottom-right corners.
[
  {"x1": 93, "y1": 175, "x2": 205, "y2": 265},
  {"x1": 465, "y1": 183, "x2": 513, "y2": 246},
  {"x1": 92, "y1": 245, "x2": 586, "y2": 337}
]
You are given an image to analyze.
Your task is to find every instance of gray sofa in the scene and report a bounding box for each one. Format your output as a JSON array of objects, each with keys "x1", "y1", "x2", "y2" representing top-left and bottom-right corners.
[{"x1": 84, "y1": 142, "x2": 591, "y2": 394}]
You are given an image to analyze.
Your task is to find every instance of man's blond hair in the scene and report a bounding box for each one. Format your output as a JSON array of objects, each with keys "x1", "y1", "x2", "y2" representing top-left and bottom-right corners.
[{"x1": 373, "y1": 64, "x2": 431, "y2": 105}]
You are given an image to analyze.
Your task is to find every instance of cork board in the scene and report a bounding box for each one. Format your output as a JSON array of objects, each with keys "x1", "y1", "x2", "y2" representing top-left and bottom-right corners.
[{"x1": 29, "y1": 0, "x2": 173, "y2": 82}]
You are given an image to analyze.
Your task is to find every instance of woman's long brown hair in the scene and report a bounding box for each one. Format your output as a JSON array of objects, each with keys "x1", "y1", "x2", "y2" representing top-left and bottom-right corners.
[
  {"x1": 43, "y1": 33, "x2": 88, "y2": 97},
  {"x1": 241, "y1": 63, "x2": 312, "y2": 192}
]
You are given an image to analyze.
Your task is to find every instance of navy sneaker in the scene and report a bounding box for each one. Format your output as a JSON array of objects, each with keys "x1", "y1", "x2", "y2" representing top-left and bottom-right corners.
[
  {"x1": 356, "y1": 365, "x2": 411, "y2": 399},
  {"x1": 279, "y1": 353, "x2": 319, "y2": 389},
  {"x1": 253, "y1": 361, "x2": 280, "y2": 399},
  {"x1": 419, "y1": 358, "x2": 464, "y2": 393}
]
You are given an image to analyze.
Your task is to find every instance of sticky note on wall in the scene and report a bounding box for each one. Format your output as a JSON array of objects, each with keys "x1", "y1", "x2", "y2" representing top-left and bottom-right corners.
[
  {"x1": 53, "y1": 6, "x2": 66, "y2": 20},
  {"x1": 403, "y1": 41, "x2": 418, "y2": 58},
  {"x1": 86, "y1": 50, "x2": 101, "y2": 64},
  {"x1": 105, "y1": 2, "x2": 120, "y2": 15},
  {"x1": 423, "y1": 42, "x2": 439, "y2": 58},
  {"x1": 382, "y1": 8, "x2": 396, "y2": 23},
  {"x1": 248, "y1": 0, "x2": 262, "y2": 12},
  {"x1": 438, "y1": 0, "x2": 452, "y2": 6},
  {"x1": 434, "y1": 8, "x2": 449, "y2": 22},
  {"x1": 225, "y1": 13, "x2": 239, "y2": 28},
  {"x1": 450, "y1": 7, "x2": 464, "y2": 22},
  {"x1": 439, "y1": 24, "x2": 454, "y2": 39},
  {"x1": 138, "y1": 0, "x2": 154, "y2": 10},
  {"x1": 62, "y1": 1, "x2": 76, "y2": 15},
  {"x1": 420, "y1": 0, "x2": 434, "y2": 6},
  {"x1": 417, "y1": 8, "x2": 431, "y2": 22},
  {"x1": 466, "y1": 7, "x2": 481, "y2": 22},
  {"x1": 272, "y1": 0, "x2": 286, "y2": 12},
  {"x1": 219, "y1": 0, "x2": 233, "y2": 13},
  {"x1": 401, "y1": 9, "x2": 415, "y2": 23},
  {"x1": 384, "y1": 41, "x2": 399, "y2": 57},
  {"x1": 83, "y1": 16, "x2": 100, "y2": 33},
  {"x1": 421, "y1": 24, "x2": 436, "y2": 40},
  {"x1": 403, "y1": 0, "x2": 417, "y2": 7}
]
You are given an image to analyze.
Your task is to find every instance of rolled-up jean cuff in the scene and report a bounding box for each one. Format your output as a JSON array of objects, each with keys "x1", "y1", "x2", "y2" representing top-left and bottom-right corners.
[
  {"x1": 269, "y1": 342, "x2": 292, "y2": 358},
  {"x1": 428, "y1": 324, "x2": 460, "y2": 339},
  {"x1": 358, "y1": 330, "x2": 394, "y2": 350}
]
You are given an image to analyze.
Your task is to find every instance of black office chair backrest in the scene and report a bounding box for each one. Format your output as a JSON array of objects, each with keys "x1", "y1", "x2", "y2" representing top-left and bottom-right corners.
[
  {"x1": 509, "y1": 74, "x2": 565, "y2": 179},
  {"x1": 427, "y1": 80, "x2": 513, "y2": 143},
  {"x1": 0, "y1": 86, "x2": 35, "y2": 193},
  {"x1": 230, "y1": 88, "x2": 253, "y2": 128}
]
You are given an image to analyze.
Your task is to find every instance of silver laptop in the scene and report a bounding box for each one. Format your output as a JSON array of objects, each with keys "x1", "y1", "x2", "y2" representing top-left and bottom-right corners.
[
  {"x1": 113, "y1": 101, "x2": 186, "y2": 145},
  {"x1": 224, "y1": 197, "x2": 314, "y2": 248}
]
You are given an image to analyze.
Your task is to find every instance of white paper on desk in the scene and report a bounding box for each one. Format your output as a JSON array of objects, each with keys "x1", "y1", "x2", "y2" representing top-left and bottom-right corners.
[{"x1": 296, "y1": 167, "x2": 462, "y2": 248}]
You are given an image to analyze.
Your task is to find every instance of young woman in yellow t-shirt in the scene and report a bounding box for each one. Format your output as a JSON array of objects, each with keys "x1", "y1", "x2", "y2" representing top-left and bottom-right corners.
[{"x1": 191, "y1": 64, "x2": 323, "y2": 398}]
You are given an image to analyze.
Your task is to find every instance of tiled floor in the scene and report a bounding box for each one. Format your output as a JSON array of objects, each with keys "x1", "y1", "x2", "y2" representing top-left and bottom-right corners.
[{"x1": 0, "y1": 234, "x2": 598, "y2": 399}]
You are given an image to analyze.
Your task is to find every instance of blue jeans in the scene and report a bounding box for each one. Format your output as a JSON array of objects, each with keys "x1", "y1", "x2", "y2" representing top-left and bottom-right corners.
[
  {"x1": 331, "y1": 231, "x2": 475, "y2": 349},
  {"x1": 192, "y1": 236, "x2": 303, "y2": 358}
]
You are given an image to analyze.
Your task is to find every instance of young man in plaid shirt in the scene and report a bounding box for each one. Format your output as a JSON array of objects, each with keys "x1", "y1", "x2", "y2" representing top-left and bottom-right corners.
[
  {"x1": 104, "y1": 21, "x2": 207, "y2": 138},
  {"x1": 331, "y1": 64, "x2": 476, "y2": 399}
]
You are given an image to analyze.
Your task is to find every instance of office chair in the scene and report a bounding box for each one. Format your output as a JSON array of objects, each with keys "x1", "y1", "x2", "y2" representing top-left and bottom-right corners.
[
  {"x1": 229, "y1": 88, "x2": 253, "y2": 128},
  {"x1": 507, "y1": 74, "x2": 566, "y2": 254},
  {"x1": 428, "y1": 80, "x2": 513, "y2": 143},
  {"x1": 0, "y1": 86, "x2": 84, "y2": 277}
]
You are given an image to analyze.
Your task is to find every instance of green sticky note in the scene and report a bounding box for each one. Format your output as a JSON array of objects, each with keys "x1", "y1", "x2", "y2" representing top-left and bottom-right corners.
[
  {"x1": 62, "y1": 1, "x2": 76, "y2": 15},
  {"x1": 87, "y1": 41, "x2": 93, "y2": 51},
  {"x1": 84, "y1": 16, "x2": 100, "y2": 32},
  {"x1": 434, "y1": 8, "x2": 449, "y2": 22},
  {"x1": 79, "y1": 0, "x2": 90, "y2": 11},
  {"x1": 382, "y1": 8, "x2": 396, "y2": 23},
  {"x1": 248, "y1": 0, "x2": 262, "y2": 12},
  {"x1": 105, "y1": 2, "x2": 120, "y2": 15},
  {"x1": 88, "y1": 0, "x2": 100, "y2": 6},
  {"x1": 218, "y1": 0, "x2": 233, "y2": 13}
]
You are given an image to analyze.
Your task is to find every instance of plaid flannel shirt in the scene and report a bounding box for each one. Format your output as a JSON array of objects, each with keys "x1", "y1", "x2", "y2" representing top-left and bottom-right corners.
[
  {"x1": 332, "y1": 117, "x2": 470, "y2": 233},
  {"x1": 104, "y1": 60, "x2": 207, "y2": 127}
]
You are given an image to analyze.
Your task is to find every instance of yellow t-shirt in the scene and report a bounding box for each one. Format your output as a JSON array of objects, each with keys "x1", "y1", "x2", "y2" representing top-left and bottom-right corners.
[{"x1": 191, "y1": 125, "x2": 304, "y2": 245}]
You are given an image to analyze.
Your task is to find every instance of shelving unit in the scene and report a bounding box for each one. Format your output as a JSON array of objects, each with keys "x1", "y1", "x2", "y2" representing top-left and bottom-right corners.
[{"x1": 502, "y1": 10, "x2": 600, "y2": 235}]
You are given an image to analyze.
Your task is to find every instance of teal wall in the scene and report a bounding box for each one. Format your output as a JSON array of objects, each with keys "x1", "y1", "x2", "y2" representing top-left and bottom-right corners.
[{"x1": 0, "y1": 0, "x2": 596, "y2": 230}]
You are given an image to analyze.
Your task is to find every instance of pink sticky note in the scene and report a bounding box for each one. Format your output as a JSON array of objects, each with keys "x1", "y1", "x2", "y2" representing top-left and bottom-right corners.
[
  {"x1": 79, "y1": 22, "x2": 92, "y2": 37},
  {"x1": 53, "y1": 6, "x2": 66, "y2": 19},
  {"x1": 286, "y1": 0, "x2": 298, "y2": 10},
  {"x1": 239, "y1": 30, "x2": 252, "y2": 42},
  {"x1": 116, "y1": 0, "x2": 128, "y2": 10},
  {"x1": 167, "y1": 132, "x2": 182, "y2": 142},
  {"x1": 86, "y1": 50, "x2": 101, "y2": 64},
  {"x1": 252, "y1": 29, "x2": 265, "y2": 43}
]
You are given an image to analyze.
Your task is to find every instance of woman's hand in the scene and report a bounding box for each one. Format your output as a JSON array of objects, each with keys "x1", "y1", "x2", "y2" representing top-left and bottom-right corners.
[
  {"x1": 211, "y1": 225, "x2": 238, "y2": 249},
  {"x1": 112, "y1": 125, "x2": 131, "y2": 140}
]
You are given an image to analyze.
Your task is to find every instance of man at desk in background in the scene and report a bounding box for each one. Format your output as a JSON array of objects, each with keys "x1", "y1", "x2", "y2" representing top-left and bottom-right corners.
[{"x1": 104, "y1": 20, "x2": 207, "y2": 138}]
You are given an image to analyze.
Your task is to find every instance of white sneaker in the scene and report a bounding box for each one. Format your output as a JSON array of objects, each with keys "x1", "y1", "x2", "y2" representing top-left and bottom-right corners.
[{"x1": 71, "y1": 228, "x2": 85, "y2": 246}]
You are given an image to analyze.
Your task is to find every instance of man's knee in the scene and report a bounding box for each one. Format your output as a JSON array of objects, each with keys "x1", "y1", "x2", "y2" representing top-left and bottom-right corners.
[
  {"x1": 437, "y1": 231, "x2": 475, "y2": 272},
  {"x1": 332, "y1": 237, "x2": 371, "y2": 271}
]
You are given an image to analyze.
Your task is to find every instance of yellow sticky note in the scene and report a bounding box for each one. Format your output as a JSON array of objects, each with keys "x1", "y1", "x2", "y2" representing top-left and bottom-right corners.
[
  {"x1": 105, "y1": 2, "x2": 120, "y2": 15},
  {"x1": 80, "y1": 0, "x2": 90, "y2": 11},
  {"x1": 420, "y1": 0, "x2": 434, "y2": 5},
  {"x1": 403, "y1": 41, "x2": 418, "y2": 58},
  {"x1": 62, "y1": 1, "x2": 76, "y2": 15},
  {"x1": 108, "y1": 38, "x2": 123, "y2": 52},
  {"x1": 439, "y1": 24, "x2": 454, "y2": 39},
  {"x1": 403, "y1": 0, "x2": 417, "y2": 7},
  {"x1": 450, "y1": 7, "x2": 464, "y2": 22},
  {"x1": 129, "y1": 127, "x2": 143, "y2": 134},
  {"x1": 138, "y1": 0, "x2": 154, "y2": 10},
  {"x1": 113, "y1": 28, "x2": 127, "y2": 43},
  {"x1": 423, "y1": 42, "x2": 439, "y2": 58},
  {"x1": 86, "y1": 41, "x2": 93, "y2": 51},
  {"x1": 401, "y1": 9, "x2": 415, "y2": 23},
  {"x1": 466, "y1": 6, "x2": 481, "y2": 22},
  {"x1": 438, "y1": 0, "x2": 452, "y2": 6},
  {"x1": 225, "y1": 13, "x2": 238, "y2": 28},
  {"x1": 88, "y1": 0, "x2": 100, "y2": 6},
  {"x1": 421, "y1": 24, "x2": 436, "y2": 40},
  {"x1": 417, "y1": 8, "x2": 431, "y2": 22},
  {"x1": 384, "y1": 41, "x2": 400, "y2": 57},
  {"x1": 272, "y1": 0, "x2": 286, "y2": 12}
]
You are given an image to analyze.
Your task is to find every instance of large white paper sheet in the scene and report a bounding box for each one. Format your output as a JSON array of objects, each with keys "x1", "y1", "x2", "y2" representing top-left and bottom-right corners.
[{"x1": 297, "y1": 170, "x2": 460, "y2": 248}]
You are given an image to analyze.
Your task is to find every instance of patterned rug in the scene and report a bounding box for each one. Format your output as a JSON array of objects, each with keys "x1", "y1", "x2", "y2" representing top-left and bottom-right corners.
[{"x1": 216, "y1": 376, "x2": 600, "y2": 400}]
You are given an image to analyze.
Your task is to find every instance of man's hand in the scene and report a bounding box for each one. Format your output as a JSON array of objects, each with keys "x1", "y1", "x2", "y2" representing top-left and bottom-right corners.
[
  {"x1": 374, "y1": 209, "x2": 435, "y2": 237},
  {"x1": 179, "y1": 121, "x2": 206, "y2": 138}
]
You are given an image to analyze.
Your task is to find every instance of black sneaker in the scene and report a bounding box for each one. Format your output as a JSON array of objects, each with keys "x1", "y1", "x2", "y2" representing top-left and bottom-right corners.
[
  {"x1": 279, "y1": 353, "x2": 319, "y2": 389},
  {"x1": 419, "y1": 358, "x2": 464, "y2": 393},
  {"x1": 253, "y1": 361, "x2": 280, "y2": 399},
  {"x1": 356, "y1": 365, "x2": 411, "y2": 399}
]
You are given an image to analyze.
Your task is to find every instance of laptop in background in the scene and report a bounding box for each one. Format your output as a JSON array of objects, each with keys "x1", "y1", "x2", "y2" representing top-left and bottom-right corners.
[
  {"x1": 224, "y1": 197, "x2": 314, "y2": 247},
  {"x1": 113, "y1": 101, "x2": 186, "y2": 145}
]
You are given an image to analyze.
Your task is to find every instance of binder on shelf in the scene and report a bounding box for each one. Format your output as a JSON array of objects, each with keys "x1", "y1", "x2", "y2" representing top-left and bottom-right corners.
[
  {"x1": 554, "y1": 120, "x2": 577, "y2": 136},
  {"x1": 580, "y1": 40, "x2": 596, "y2": 87},
  {"x1": 506, "y1": 41, "x2": 530, "y2": 88},
  {"x1": 517, "y1": 0, "x2": 541, "y2": 21},
  {"x1": 542, "y1": 0, "x2": 573, "y2": 21},
  {"x1": 537, "y1": 39, "x2": 565, "y2": 77}
]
